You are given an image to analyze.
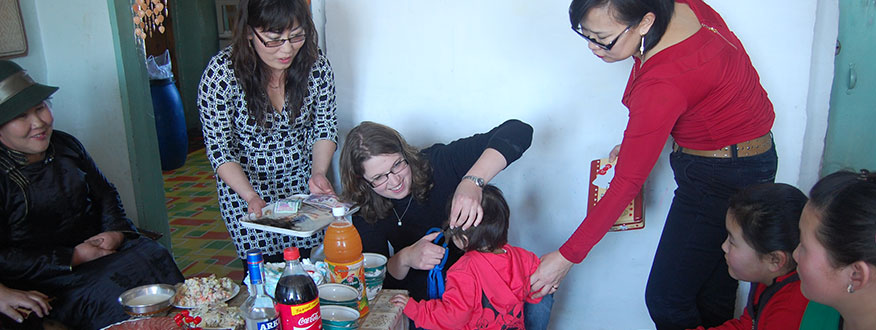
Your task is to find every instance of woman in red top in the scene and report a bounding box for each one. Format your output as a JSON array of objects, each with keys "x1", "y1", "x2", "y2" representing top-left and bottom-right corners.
[{"x1": 530, "y1": 0, "x2": 778, "y2": 328}]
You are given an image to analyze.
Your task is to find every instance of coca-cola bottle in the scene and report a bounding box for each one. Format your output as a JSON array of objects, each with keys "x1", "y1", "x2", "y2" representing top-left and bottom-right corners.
[
  {"x1": 274, "y1": 247, "x2": 321, "y2": 330},
  {"x1": 241, "y1": 249, "x2": 280, "y2": 330}
]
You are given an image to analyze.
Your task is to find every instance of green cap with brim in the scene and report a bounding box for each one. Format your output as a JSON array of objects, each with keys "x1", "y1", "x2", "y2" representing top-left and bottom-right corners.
[{"x1": 0, "y1": 60, "x2": 59, "y2": 126}]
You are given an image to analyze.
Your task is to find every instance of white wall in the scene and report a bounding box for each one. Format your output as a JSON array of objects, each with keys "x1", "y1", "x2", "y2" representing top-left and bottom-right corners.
[
  {"x1": 12, "y1": 1, "x2": 138, "y2": 224},
  {"x1": 324, "y1": 0, "x2": 836, "y2": 328},
  {"x1": 799, "y1": 0, "x2": 838, "y2": 193}
]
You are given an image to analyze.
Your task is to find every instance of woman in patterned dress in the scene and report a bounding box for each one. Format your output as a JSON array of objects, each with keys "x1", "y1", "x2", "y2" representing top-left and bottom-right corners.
[{"x1": 198, "y1": 0, "x2": 337, "y2": 265}]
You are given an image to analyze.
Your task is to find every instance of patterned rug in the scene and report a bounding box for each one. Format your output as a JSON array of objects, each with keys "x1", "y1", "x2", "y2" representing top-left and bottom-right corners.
[{"x1": 163, "y1": 148, "x2": 244, "y2": 282}]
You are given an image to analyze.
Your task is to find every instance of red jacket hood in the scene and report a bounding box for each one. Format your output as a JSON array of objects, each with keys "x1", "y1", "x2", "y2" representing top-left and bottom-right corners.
[{"x1": 462, "y1": 244, "x2": 540, "y2": 308}]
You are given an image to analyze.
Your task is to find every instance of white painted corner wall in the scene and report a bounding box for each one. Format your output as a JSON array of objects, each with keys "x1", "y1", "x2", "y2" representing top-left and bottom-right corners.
[
  {"x1": 321, "y1": 0, "x2": 837, "y2": 328},
  {"x1": 13, "y1": 1, "x2": 138, "y2": 225}
]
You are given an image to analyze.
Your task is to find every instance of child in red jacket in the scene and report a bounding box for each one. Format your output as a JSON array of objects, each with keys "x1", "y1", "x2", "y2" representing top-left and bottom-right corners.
[
  {"x1": 390, "y1": 185, "x2": 541, "y2": 330},
  {"x1": 691, "y1": 183, "x2": 810, "y2": 330}
]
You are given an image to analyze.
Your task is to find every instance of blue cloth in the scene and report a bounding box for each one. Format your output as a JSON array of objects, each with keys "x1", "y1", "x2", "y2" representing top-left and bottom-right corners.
[
  {"x1": 645, "y1": 145, "x2": 777, "y2": 330},
  {"x1": 524, "y1": 292, "x2": 554, "y2": 330},
  {"x1": 426, "y1": 228, "x2": 449, "y2": 300}
]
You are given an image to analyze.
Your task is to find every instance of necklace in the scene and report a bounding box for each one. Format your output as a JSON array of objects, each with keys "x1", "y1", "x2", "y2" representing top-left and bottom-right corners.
[{"x1": 392, "y1": 196, "x2": 413, "y2": 227}]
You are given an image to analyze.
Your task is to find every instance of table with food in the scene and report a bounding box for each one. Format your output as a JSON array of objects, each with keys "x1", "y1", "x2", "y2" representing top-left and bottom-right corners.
[{"x1": 104, "y1": 195, "x2": 407, "y2": 330}]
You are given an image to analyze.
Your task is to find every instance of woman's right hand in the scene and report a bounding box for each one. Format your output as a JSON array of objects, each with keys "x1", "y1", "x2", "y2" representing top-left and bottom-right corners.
[
  {"x1": 608, "y1": 144, "x2": 622, "y2": 163},
  {"x1": 245, "y1": 194, "x2": 267, "y2": 218},
  {"x1": 530, "y1": 250, "x2": 574, "y2": 299},
  {"x1": 401, "y1": 232, "x2": 444, "y2": 270},
  {"x1": 0, "y1": 284, "x2": 51, "y2": 323}
]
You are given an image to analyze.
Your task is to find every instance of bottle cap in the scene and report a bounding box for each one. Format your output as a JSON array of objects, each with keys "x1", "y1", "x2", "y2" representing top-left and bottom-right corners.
[
  {"x1": 332, "y1": 206, "x2": 346, "y2": 217},
  {"x1": 284, "y1": 247, "x2": 300, "y2": 261},
  {"x1": 245, "y1": 249, "x2": 264, "y2": 284},
  {"x1": 245, "y1": 248, "x2": 263, "y2": 265}
]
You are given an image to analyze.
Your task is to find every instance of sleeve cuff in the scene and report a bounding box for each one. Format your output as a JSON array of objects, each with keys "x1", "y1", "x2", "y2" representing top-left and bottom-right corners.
[
  {"x1": 558, "y1": 244, "x2": 587, "y2": 264},
  {"x1": 402, "y1": 298, "x2": 419, "y2": 321}
]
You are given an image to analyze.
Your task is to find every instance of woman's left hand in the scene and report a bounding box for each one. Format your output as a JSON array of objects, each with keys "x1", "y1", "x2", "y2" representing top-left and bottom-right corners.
[
  {"x1": 530, "y1": 250, "x2": 574, "y2": 299},
  {"x1": 308, "y1": 173, "x2": 335, "y2": 196},
  {"x1": 448, "y1": 180, "x2": 483, "y2": 230}
]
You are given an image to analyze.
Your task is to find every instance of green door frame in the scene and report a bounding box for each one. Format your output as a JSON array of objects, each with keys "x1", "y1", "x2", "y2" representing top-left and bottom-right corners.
[
  {"x1": 820, "y1": 0, "x2": 876, "y2": 176},
  {"x1": 106, "y1": 0, "x2": 173, "y2": 249}
]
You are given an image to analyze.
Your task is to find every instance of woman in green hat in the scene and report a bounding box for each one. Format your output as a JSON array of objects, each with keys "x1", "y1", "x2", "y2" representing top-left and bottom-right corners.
[{"x1": 0, "y1": 60, "x2": 184, "y2": 329}]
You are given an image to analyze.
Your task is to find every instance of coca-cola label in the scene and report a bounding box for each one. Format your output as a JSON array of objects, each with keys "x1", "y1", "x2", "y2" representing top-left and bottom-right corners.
[
  {"x1": 276, "y1": 298, "x2": 321, "y2": 330},
  {"x1": 255, "y1": 317, "x2": 279, "y2": 330}
]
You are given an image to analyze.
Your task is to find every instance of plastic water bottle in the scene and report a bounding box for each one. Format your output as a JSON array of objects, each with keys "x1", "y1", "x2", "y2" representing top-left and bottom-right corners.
[{"x1": 241, "y1": 249, "x2": 280, "y2": 330}]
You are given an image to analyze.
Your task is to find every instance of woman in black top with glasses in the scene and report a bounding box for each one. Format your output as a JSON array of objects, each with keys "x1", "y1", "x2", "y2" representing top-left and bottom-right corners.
[
  {"x1": 339, "y1": 120, "x2": 532, "y2": 302},
  {"x1": 198, "y1": 0, "x2": 337, "y2": 266}
]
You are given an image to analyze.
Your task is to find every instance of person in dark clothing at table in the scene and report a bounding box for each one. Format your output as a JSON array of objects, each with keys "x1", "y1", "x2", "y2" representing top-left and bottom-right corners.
[{"x1": 0, "y1": 60, "x2": 184, "y2": 329}]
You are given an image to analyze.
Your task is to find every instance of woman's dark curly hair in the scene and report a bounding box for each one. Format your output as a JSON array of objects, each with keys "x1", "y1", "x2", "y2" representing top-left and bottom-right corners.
[
  {"x1": 339, "y1": 122, "x2": 433, "y2": 223},
  {"x1": 231, "y1": 0, "x2": 318, "y2": 126}
]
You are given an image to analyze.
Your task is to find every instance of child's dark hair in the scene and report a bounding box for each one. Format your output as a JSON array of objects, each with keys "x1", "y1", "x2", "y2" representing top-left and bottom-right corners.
[
  {"x1": 728, "y1": 183, "x2": 807, "y2": 268},
  {"x1": 808, "y1": 169, "x2": 876, "y2": 267},
  {"x1": 445, "y1": 185, "x2": 509, "y2": 252}
]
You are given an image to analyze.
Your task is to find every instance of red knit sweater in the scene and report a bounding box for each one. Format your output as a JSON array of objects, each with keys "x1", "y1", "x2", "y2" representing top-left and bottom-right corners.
[{"x1": 559, "y1": 0, "x2": 774, "y2": 262}]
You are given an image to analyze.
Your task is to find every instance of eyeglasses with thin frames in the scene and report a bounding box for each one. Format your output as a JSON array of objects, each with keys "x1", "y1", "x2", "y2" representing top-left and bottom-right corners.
[
  {"x1": 251, "y1": 27, "x2": 306, "y2": 48},
  {"x1": 573, "y1": 25, "x2": 632, "y2": 50},
  {"x1": 367, "y1": 158, "x2": 409, "y2": 188}
]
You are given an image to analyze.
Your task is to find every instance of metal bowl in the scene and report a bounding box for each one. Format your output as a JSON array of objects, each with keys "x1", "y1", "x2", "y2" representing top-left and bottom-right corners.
[{"x1": 118, "y1": 284, "x2": 176, "y2": 316}]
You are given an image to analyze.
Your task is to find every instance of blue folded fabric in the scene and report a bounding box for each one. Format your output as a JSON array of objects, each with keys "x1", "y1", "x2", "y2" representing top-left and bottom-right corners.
[{"x1": 426, "y1": 227, "x2": 449, "y2": 300}]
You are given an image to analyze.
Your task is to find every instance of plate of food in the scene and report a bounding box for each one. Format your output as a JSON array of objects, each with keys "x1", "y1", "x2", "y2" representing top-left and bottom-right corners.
[
  {"x1": 173, "y1": 275, "x2": 239, "y2": 309},
  {"x1": 172, "y1": 303, "x2": 244, "y2": 330},
  {"x1": 100, "y1": 316, "x2": 185, "y2": 330}
]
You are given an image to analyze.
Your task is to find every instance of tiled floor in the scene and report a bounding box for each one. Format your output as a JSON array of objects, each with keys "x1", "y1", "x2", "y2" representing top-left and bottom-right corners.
[{"x1": 163, "y1": 148, "x2": 244, "y2": 282}]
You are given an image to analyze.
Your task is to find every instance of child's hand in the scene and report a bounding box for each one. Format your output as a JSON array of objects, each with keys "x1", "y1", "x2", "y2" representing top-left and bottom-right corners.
[{"x1": 390, "y1": 294, "x2": 409, "y2": 307}]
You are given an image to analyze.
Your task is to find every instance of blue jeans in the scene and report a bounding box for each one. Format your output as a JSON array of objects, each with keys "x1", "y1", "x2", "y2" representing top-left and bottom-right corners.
[
  {"x1": 645, "y1": 145, "x2": 777, "y2": 330},
  {"x1": 524, "y1": 293, "x2": 554, "y2": 330}
]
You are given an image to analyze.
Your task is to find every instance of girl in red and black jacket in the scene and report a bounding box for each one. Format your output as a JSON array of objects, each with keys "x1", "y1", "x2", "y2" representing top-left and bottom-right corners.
[
  {"x1": 390, "y1": 185, "x2": 541, "y2": 330},
  {"x1": 691, "y1": 183, "x2": 809, "y2": 330}
]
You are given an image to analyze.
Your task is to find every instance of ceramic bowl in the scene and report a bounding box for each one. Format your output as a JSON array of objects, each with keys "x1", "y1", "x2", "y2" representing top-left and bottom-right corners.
[
  {"x1": 321, "y1": 305, "x2": 359, "y2": 329},
  {"x1": 319, "y1": 283, "x2": 359, "y2": 309},
  {"x1": 363, "y1": 253, "x2": 387, "y2": 300},
  {"x1": 363, "y1": 253, "x2": 387, "y2": 278}
]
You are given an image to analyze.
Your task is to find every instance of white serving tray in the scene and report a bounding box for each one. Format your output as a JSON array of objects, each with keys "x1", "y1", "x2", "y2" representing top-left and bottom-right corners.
[{"x1": 239, "y1": 195, "x2": 358, "y2": 237}]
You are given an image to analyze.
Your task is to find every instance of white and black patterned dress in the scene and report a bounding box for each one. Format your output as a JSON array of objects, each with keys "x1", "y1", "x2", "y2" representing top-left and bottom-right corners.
[{"x1": 197, "y1": 47, "x2": 338, "y2": 259}]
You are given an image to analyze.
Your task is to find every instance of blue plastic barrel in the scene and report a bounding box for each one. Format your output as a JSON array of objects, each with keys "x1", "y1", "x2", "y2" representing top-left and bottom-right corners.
[{"x1": 149, "y1": 78, "x2": 188, "y2": 171}]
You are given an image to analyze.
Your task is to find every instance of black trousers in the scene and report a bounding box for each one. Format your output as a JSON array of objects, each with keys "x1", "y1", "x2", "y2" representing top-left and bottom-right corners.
[
  {"x1": 6, "y1": 237, "x2": 185, "y2": 329},
  {"x1": 645, "y1": 146, "x2": 777, "y2": 330}
]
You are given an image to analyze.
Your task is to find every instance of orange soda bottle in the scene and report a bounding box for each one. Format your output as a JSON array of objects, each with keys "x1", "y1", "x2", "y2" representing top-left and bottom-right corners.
[{"x1": 324, "y1": 206, "x2": 369, "y2": 317}]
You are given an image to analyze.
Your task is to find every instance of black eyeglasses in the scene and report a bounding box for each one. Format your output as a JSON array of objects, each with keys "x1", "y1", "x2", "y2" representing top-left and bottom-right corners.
[
  {"x1": 251, "y1": 27, "x2": 306, "y2": 48},
  {"x1": 573, "y1": 25, "x2": 632, "y2": 50},
  {"x1": 367, "y1": 158, "x2": 409, "y2": 188}
]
